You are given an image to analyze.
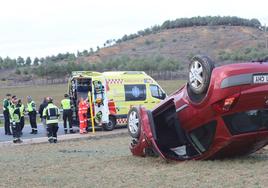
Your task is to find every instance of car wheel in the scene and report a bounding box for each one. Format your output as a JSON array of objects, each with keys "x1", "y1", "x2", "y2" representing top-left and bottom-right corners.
[
  {"x1": 104, "y1": 116, "x2": 116, "y2": 131},
  {"x1": 127, "y1": 107, "x2": 141, "y2": 138},
  {"x1": 188, "y1": 55, "x2": 215, "y2": 94}
]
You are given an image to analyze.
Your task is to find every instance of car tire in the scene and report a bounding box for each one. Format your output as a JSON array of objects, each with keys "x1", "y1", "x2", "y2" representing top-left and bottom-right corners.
[
  {"x1": 104, "y1": 116, "x2": 116, "y2": 131},
  {"x1": 188, "y1": 55, "x2": 215, "y2": 95},
  {"x1": 127, "y1": 107, "x2": 141, "y2": 138}
]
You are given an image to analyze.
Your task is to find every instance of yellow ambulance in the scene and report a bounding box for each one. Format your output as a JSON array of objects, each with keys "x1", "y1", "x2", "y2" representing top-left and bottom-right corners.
[{"x1": 68, "y1": 71, "x2": 166, "y2": 131}]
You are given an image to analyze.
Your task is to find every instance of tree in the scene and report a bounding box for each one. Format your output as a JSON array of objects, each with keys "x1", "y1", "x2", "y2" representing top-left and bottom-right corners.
[
  {"x1": 25, "y1": 57, "x2": 32, "y2": 66},
  {"x1": 16, "y1": 56, "x2": 25, "y2": 67},
  {"x1": 33, "y1": 57, "x2": 39, "y2": 66}
]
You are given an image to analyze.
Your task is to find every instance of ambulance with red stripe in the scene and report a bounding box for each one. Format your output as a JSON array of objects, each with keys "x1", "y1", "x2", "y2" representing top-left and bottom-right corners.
[{"x1": 68, "y1": 71, "x2": 166, "y2": 131}]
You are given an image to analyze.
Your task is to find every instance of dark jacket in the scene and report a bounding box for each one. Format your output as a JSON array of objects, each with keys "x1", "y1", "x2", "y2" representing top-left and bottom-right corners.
[{"x1": 39, "y1": 101, "x2": 48, "y2": 119}]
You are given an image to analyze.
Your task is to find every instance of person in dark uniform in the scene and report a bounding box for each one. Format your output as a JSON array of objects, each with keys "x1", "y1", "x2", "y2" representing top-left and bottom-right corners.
[
  {"x1": 39, "y1": 97, "x2": 48, "y2": 135},
  {"x1": 43, "y1": 97, "x2": 60, "y2": 143},
  {"x1": 27, "y1": 96, "x2": 37, "y2": 134},
  {"x1": 9, "y1": 97, "x2": 22, "y2": 143},
  {"x1": 18, "y1": 99, "x2": 25, "y2": 133},
  {"x1": 2, "y1": 93, "x2": 12, "y2": 135},
  {"x1": 61, "y1": 94, "x2": 74, "y2": 134}
]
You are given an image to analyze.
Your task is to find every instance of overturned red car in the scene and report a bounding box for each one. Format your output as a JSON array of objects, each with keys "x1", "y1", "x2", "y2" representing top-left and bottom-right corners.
[{"x1": 127, "y1": 55, "x2": 268, "y2": 161}]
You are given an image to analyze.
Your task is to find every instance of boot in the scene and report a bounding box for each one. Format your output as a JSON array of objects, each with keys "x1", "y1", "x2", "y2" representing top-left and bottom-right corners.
[
  {"x1": 30, "y1": 130, "x2": 34, "y2": 134},
  {"x1": 33, "y1": 130, "x2": 38, "y2": 134},
  {"x1": 48, "y1": 138, "x2": 54, "y2": 143},
  {"x1": 70, "y1": 130, "x2": 75, "y2": 134}
]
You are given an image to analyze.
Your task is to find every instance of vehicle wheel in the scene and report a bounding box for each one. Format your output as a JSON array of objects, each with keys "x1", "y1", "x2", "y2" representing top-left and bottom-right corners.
[
  {"x1": 188, "y1": 55, "x2": 215, "y2": 94},
  {"x1": 127, "y1": 107, "x2": 141, "y2": 138},
  {"x1": 104, "y1": 116, "x2": 116, "y2": 131}
]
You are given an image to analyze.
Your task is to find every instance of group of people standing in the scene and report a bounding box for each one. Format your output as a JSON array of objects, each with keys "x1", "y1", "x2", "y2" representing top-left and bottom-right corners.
[
  {"x1": 2, "y1": 94, "x2": 37, "y2": 143},
  {"x1": 2, "y1": 93, "x2": 74, "y2": 143}
]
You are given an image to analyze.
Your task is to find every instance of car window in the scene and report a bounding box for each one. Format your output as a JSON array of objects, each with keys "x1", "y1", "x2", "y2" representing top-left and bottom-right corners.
[
  {"x1": 124, "y1": 84, "x2": 146, "y2": 101},
  {"x1": 150, "y1": 84, "x2": 166, "y2": 100}
]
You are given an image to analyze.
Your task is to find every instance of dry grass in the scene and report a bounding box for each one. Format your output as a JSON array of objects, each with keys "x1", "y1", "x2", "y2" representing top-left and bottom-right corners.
[{"x1": 0, "y1": 134, "x2": 267, "y2": 188}]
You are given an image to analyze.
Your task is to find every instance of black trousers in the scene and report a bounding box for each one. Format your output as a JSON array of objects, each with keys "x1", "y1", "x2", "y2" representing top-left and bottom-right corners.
[
  {"x1": 47, "y1": 123, "x2": 58, "y2": 140},
  {"x1": 63, "y1": 110, "x2": 73, "y2": 131},
  {"x1": 20, "y1": 116, "x2": 25, "y2": 131},
  {"x1": 28, "y1": 111, "x2": 37, "y2": 130},
  {"x1": 12, "y1": 122, "x2": 21, "y2": 139},
  {"x1": 3, "y1": 110, "x2": 11, "y2": 134}
]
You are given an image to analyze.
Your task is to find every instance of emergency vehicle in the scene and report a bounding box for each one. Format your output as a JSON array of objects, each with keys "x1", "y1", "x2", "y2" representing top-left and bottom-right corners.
[{"x1": 68, "y1": 71, "x2": 166, "y2": 131}]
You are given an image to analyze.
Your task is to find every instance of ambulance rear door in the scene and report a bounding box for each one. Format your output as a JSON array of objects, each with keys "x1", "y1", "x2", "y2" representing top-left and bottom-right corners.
[{"x1": 92, "y1": 76, "x2": 109, "y2": 124}]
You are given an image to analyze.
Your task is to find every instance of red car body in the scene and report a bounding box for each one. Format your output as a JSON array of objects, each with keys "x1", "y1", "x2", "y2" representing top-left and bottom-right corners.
[{"x1": 129, "y1": 62, "x2": 268, "y2": 161}]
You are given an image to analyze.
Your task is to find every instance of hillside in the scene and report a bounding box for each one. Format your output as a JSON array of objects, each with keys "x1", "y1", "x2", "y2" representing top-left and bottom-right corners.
[
  {"x1": 80, "y1": 25, "x2": 267, "y2": 67},
  {"x1": 1, "y1": 23, "x2": 268, "y2": 86}
]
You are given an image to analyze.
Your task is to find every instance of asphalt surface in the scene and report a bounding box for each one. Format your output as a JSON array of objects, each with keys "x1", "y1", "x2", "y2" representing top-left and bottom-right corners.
[{"x1": 0, "y1": 122, "x2": 80, "y2": 142}]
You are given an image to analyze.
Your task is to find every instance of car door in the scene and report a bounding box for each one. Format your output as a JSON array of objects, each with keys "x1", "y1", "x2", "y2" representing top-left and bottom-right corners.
[{"x1": 140, "y1": 107, "x2": 167, "y2": 160}]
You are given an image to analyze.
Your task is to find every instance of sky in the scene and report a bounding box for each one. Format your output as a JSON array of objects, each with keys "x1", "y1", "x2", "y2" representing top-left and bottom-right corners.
[{"x1": 0, "y1": 0, "x2": 268, "y2": 59}]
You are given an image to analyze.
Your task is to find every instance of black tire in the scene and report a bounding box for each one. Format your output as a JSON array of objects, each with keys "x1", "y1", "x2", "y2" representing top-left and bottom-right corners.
[
  {"x1": 104, "y1": 116, "x2": 116, "y2": 131},
  {"x1": 188, "y1": 55, "x2": 215, "y2": 95},
  {"x1": 127, "y1": 107, "x2": 141, "y2": 138}
]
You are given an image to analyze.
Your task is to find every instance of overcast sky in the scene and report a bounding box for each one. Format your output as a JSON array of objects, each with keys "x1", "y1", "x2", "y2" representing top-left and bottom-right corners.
[{"x1": 0, "y1": 0, "x2": 268, "y2": 59}]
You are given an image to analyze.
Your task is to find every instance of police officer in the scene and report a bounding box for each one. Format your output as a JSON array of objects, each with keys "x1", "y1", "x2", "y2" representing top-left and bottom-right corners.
[
  {"x1": 43, "y1": 97, "x2": 60, "y2": 143},
  {"x1": 2, "y1": 93, "x2": 12, "y2": 135},
  {"x1": 18, "y1": 99, "x2": 25, "y2": 133},
  {"x1": 61, "y1": 94, "x2": 74, "y2": 134},
  {"x1": 9, "y1": 97, "x2": 22, "y2": 143},
  {"x1": 27, "y1": 96, "x2": 38, "y2": 134}
]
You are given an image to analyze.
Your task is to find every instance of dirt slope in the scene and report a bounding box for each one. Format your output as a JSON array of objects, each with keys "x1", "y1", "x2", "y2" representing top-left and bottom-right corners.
[{"x1": 82, "y1": 26, "x2": 266, "y2": 64}]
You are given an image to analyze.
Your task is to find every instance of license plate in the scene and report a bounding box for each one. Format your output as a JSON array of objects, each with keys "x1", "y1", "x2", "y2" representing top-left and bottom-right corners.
[{"x1": 253, "y1": 74, "x2": 268, "y2": 84}]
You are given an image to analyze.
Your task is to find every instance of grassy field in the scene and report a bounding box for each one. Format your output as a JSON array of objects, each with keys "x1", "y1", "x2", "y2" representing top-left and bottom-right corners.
[
  {"x1": 0, "y1": 134, "x2": 267, "y2": 188},
  {"x1": 0, "y1": 80, "x2": 268, "y2": 187}
]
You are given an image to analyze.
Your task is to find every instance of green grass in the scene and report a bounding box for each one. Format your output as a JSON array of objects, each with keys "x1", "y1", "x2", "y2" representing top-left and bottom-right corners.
[{"x1": 0, "y1": 135, "x2": 267, "y2": 187}]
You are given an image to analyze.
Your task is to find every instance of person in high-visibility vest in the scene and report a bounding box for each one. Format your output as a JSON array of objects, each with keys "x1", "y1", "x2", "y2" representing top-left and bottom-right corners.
[
  {"x1": 61, "y1": 94, "x2": 74, "y2": 134},
  {"x1": 78, "y1": 97, "x2": 89, "y2": 134},
  {"x1": 9, "y1": 97, "x2": 22, "y2": 143},
  {"x1": 27, "y1": 96, "x2": 38, "y2": 134},
  {"x1": 42, "y1": 97, "x2": 60, "y2": 143},
  {"x1": 18, "y1": 99, "x2": 25, "y2": 133},
  {"x1": 2, "y1": 93, "x2": 12, "y2": 135}
]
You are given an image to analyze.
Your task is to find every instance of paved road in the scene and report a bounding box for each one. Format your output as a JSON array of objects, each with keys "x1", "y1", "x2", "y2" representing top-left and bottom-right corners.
[{"x1": 0, "y1": 122, "x2": 80, "y2": 142}]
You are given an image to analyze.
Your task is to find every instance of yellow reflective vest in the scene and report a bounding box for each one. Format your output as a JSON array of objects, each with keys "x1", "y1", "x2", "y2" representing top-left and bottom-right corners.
[
  {"x1": 9, "y1": 104, "x2": 21, "y2": 123},
  {"x1": 61, "y1": 99, "x2": 71, "y2": 110},
  {"x1": 27, "y1": 101, "x2": 36, "y2": 112}
]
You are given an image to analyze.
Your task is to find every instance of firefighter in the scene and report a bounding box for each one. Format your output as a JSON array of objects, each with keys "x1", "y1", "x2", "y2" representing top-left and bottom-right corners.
[
  {"x1": 9, "y1": 97, "x2": 22, "y2": 143},
  {"x1": 27, "y1": 96, "x2": 38, "y2": 134},
  {"x1": 42, "y1": 97, "x2": 60, "y2": 143},
  {"x1": 2, "y1": 93, "x2": 12, "y2": 135},
  {"x1": 78, "y1": 97, "x2": 89, "y2": 134},
  {"x1": 18, "y1": 99, "x2": 25, "y2": 133},
  {"x1": 61, "y1": 94, "x2": 74, "y2": 134}
]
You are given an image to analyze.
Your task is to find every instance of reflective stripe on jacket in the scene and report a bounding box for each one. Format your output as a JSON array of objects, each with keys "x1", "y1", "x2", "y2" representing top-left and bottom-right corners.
[
  {"x1": 78, "y1": 101, "x2": 88, "y2": 115},
  {"x1": 43, "y1": 103, "x2": 60, "y2": 124}
]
